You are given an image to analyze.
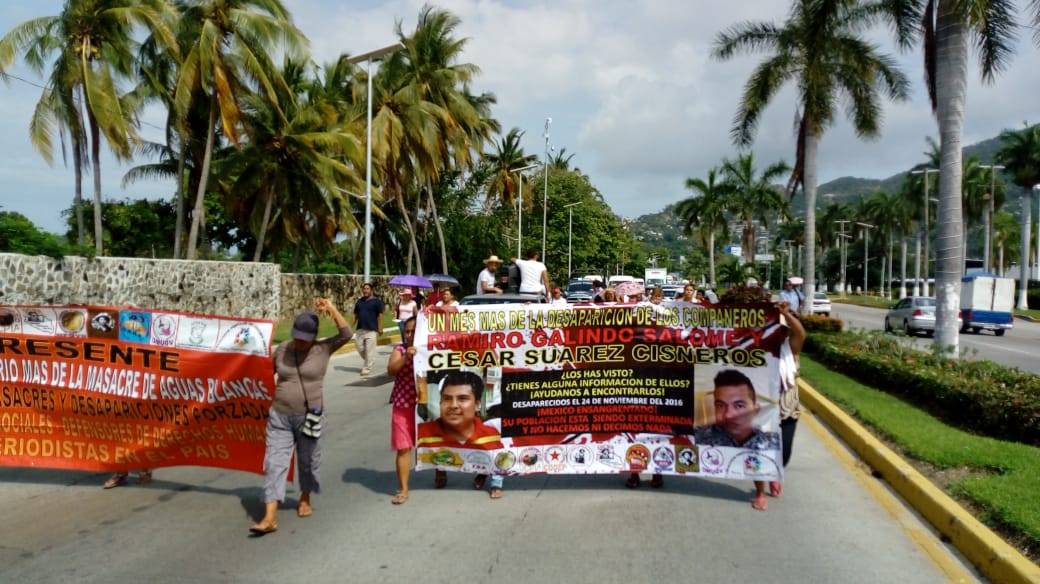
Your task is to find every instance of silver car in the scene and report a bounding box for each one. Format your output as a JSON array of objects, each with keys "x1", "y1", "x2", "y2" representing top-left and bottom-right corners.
[{"x1": 884, "y1": 296, "x2": 959, "y2": 336}]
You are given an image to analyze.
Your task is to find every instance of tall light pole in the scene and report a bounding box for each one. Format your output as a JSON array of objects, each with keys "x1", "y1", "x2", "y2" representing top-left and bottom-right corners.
[
  {"x1": 979, "y1": 164, "x2": 1004, "y2": 272},
  {"x1": 511, "y1": 163, "x2": 540, "y2": 258},
  {"x1": 349, "y1": 42, "x2": 405, "y2": 282},
  {"x1": 564, "y1": 201, "x2": 582, "y2": 281},
  {"x1": 857, "y1": 222, "x2": 875, "y2": 294},
  {"x1": 1035, "y1": 185, "x2": 1040, "y2": 281},
  {"x1": 835, "y1": 220, "x2": 849, "y2": 297},
  {"x1": 911, "y1": 168, "x2": 938, "y2": 296},
  {"x1": 1021, "y1": 185, "x2": 1036, "y2": 310},
  {"x1": 542, "y1": 117, "x2": 552, "y2": 262}
]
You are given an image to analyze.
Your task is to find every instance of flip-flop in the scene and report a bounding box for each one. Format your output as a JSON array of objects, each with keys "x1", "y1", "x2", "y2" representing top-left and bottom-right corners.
[
  {"x1": 769, "y1": 481, "x2": 783, "y2": 498},
  {"x1": 249, "y1": 523, "x2": 278, "y2": 535},
  {"x1": 472, "y1": 474, "x2": 488, "y2": 490},
  {"x1": 137, "y1": 470, "x2": 153, "y2": 485},
  {"x1": 391, "y1": 492, "x2": 409, "y2": 505},
  {"x1": 103, "y1": 474, "x2": 128, "y2": 489},
  {"x1": 625, "y1": 474, "x2": 640, "y2": 489},
  {"x1": 751, "y1": 495, "x2": 768, "y2": 511},
  {"x1": 297, "y1": 502, "x2": 313, "y2": 517},
  {"x1": 489, "y1": 488, "x2": 503, "y2": 500}
]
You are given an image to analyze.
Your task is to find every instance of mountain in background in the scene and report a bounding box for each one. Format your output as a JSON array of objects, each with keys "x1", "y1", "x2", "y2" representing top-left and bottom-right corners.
[{"x1": 630, "y1": 134, "x2": 1018, "y2": 268}]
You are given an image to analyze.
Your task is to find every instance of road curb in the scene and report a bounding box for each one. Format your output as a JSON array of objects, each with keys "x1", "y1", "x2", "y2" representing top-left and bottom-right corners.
[{"x1": 799, "y1": 379, "x2": 1040, "y2": 584}]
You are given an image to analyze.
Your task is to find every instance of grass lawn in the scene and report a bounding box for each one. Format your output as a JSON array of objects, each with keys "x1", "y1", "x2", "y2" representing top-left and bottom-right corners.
[{"x1": 800, "y1": 356, "x2": 1040, "y2": 560}]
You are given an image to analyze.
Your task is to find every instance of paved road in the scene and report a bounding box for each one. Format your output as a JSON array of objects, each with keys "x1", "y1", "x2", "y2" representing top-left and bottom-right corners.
[
  {"x1": 0, "y1": 346, "x2": 982, "y2": 583},
  {"x1": 831, "y1": 301, "x2": 1040, "y2": 375}
]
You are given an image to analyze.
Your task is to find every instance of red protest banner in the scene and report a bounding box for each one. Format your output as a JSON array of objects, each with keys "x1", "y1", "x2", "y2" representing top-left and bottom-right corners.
[{"x1": 0, "y1": 305, "x2": 274, "y2": 474}]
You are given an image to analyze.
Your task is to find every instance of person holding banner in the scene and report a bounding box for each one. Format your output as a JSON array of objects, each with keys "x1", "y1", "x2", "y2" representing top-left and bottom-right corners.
[
  {"x1": 417, "y1": 370, "x2": 506, "y2": 499},
  {"x1": 388, "y1": 316, "x2": 419, "y2": 505},
  {"x1": 250, "y1": 298, "x2": 352, "y2": 535},
  {"x1": 758, "y1": 300, "x2": 805, "y2": 506}
]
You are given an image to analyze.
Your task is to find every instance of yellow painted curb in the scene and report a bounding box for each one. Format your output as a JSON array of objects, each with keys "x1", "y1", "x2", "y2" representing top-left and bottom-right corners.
[{"x1": 799, "y1": 379, "x2": 1040, "y2": 584}]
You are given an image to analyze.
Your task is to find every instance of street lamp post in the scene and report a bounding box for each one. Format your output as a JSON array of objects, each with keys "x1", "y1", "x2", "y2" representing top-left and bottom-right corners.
[
  {"x1": 979, "y1": 164, "x2": 1004, "y2": 272},
  {"x1": 911, "y1": 168, "x2": 938, "y2": 296},
  {"x1": 564, "y1": 202, "x2": 582, "y2": 281},
  {"x1": 835, "y1": 220, "x2": 849, "y2": 297},
  {"x1": 511, "y1": 163, "x2": 540, "y2": 258},
  {"x1": 857, "y1": 222, "x2": 875, "y2": 294},
  {"x1": 349, "y1": 42, "x2": 405, "y2": 282},
  {"x1": 542, "y1": 117, "x2": 552, "y2": 262}
]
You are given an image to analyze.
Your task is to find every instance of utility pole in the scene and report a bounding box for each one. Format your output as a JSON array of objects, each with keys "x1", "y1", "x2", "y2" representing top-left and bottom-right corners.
[
  {"x1": 911, "y1": 168, "x2": 938, "y2": 296},
  {"x1": 835, "y1": 221, "x2": 850, "y2": 297},
  {"x1": 979, "y1": 164, "x2": 1004, "y2": 272}
]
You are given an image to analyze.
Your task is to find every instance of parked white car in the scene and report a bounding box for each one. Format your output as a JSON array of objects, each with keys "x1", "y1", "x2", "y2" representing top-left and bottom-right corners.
[{"x1": 809, "y1": 292, "x2": 831, "y2": 316}]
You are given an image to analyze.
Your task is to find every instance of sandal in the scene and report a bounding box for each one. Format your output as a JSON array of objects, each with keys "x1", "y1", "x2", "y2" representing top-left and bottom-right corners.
[
  {"x1": 489, "y1": 487, "x2": 503, "y2": 500},
  {"x1": 249, "y1": 521, "x2": 278, "y2": 535},
  {"x1": 434, "y1": 469, "x2": 447, "y2": 489},
  {"x1": 297, "y1": 501, "x2": 313, "y2": 517},
  {"x1": 472, "y1": 474, "x2": 488, "y2": 490},
  {"x1": 391, "y1": 492, "x2": 409, "y2": 505},
  {"x1": 137, "y1": 470, "x2": 153, "y2": 485},
  {"x1": 103, "y1": 473, "x2": 129, "y2": 489},
  {"x1": 751, "y1": 495, "x2": 769, "y2": 511},
  {"x1": 650, "y1": 474, "x2": 664, "y2": 488},
  {"x1": 625, "y1": 473, "x2": 640, "y2": 489},
  {"x1": 769, "y1": 481, "x2": 783, "y2": 498}
]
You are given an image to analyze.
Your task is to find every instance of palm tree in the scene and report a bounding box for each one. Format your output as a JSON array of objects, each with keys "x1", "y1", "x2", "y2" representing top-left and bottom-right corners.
[
  {"x1": 0, "y1": 0, "x2": 178, "y2": 254},
  {"x1": 713, "y1": 0, "x2": 910, "y2": 310},
  {"x1": 996, "y1": 123, "x2": 1040, "y2": 307},
  {"x1": 884, "y1": 0, "x2": 1025, "y2": 350},
  {"x1": 550, "y1": 147, "x2": 576, "y2": 170},
  {"x1": 677, "y1": 167, "x2": 730, "y2": 288},
  {"x1": 174, "y1": 0, "x2": 307, "y2": 259},
  {"x1": 719, "y1": 152, "x2": 790, "y2": 266},
  {"x1": 484, "y1": 128, "x2": 537, "y2": 212}
]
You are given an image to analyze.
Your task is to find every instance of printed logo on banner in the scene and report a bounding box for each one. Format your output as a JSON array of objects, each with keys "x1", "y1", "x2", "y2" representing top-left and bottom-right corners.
[
  {"x1": 652, "y1": 446, "x2": 675, "y2": 472},
  {"x1": 22, "y1": 307, "x2": 56, "y2": 336},
  {"x1": 119, "y1": 311, "x2": 151, "y2": 344},
  {"x1": 597, "y1": 444, "x2": 623, "y2": 468},
  {"x1": 216, "y1": 321, "x2": 272, "y2": 356},
  {"x1": 727, "y1": 451, "x2": 780, "y2": 479},
  {"x1": 519, "y1": 447, "x2": 541, "y2": 470},
  {"x1": 675, "y1": 446, "x2": 700, "y2": 473},
  {"x1": 0, "y1": 307, "x2": 21, "y2": 333},
  {"x1": 56, "y1": 309, "x2": 87, "y2": 337},
  {"x1": 465, "y1": 451, "x2": 493, "y2": 474},
  {"x1": 494, "y1": 450, "x2": 516, "y2": 471},
  {"x1": 700, "y1": 447, "x2": 725, "y2": 476},
  {"x1": 149, "y1": 314, "x2": 179, "y2": 347},
  {"x1": 569, "y1": 445, "x2": 592, "y2": 467},
  {"x1": 88, "y1": 309, "x2": 119, "y2": 339},
  {"x1": 544, "y1": 446, "x2": 567, "y2": 472},
  {"x1": 626, "y1": 444, "x2": 650, "y2": 471},
  {"x1": 177, "y1": 318, "x2": 219, "y2": 351}
]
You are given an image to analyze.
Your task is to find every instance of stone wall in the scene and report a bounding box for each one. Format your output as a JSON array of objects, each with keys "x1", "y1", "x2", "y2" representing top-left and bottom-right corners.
[
  {"x1": 0, "y1": 253, "x2": 281, "y2": 319},
  {"x1": 0, "y1": 253, "x2": 403, "y2": 323}
]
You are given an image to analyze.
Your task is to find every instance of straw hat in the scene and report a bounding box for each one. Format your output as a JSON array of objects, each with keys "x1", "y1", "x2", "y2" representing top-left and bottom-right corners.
[{"x1": 483, "y1": 254, "x2": 503, "y2": 265}]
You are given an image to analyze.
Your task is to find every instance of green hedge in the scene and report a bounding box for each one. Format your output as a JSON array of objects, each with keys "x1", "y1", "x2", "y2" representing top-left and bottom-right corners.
[{"x1": 805, "y1": 330, "x2": 1040, "y2": 446}]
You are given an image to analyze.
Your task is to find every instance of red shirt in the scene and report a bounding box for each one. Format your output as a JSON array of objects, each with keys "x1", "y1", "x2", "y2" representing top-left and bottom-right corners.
[{"x1": 417, "y1": 418, "x2": 504, "y2": 450}]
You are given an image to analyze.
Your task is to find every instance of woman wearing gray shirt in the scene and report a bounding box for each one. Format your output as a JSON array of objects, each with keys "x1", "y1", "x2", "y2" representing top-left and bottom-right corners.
[{"x1": 250, "y1": 298, "x2": 352, "y2": 535}]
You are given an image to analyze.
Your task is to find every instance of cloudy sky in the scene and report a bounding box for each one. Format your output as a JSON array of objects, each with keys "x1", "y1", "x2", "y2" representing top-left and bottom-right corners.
[{"x1": 2, "y1": 0, "x2": 1038, "y2": 234}]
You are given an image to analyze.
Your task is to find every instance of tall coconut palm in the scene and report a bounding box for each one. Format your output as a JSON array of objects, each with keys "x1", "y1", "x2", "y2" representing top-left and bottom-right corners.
[
  {"x1": 0, "y1": 0, "x2": 178, "y2": 254},
  {"x1": 175, "y1": 0, "x2": 307, "y2": 259},
  {"x1": 677, "y1": 167, "x2": 730, "y2": 288},
  {"x1": 719, "y1": 152, "x2": 790, "y2": 266},
  {"x1": 484, "y1": 128, "x2": 537, "y2": 211},
  {"x1": 713, "y1": 0, "x2": 910, "y2": 310},
  {"x1": 996, "y1": 123, "x2": 1040, "y2": 307},
  {"x1": 884, "y1": 0, "x2": 1023, "y2": 350}
]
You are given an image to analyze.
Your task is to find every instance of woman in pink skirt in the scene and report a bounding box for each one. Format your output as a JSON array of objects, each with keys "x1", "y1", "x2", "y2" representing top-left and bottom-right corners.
[{"x1": 387, "y1": 316, "x2": 419, "y2": 504}]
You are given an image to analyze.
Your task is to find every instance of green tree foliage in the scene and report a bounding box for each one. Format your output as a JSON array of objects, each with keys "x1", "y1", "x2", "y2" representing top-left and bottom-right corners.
[
  {"x1": 65, "y1": 198, "x2": 177, "y2": 258},
  {"x1": 0, "y1": 211, "x2": 70, "y2": 258}
]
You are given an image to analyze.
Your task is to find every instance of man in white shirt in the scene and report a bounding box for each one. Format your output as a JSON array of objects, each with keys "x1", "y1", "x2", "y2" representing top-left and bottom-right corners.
[
  {"x1": 779, "y1": 279, "x2": 803, "y2": 314},
  {"x1": 477, "y1": 255, "x2": 504, "y2": 295},
  {"x1": 515, "y1": 249, "x2": 550, "y2": 301},
  {"x1": 550, "y1": 287, "x2": 568, "y2": 306}
]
